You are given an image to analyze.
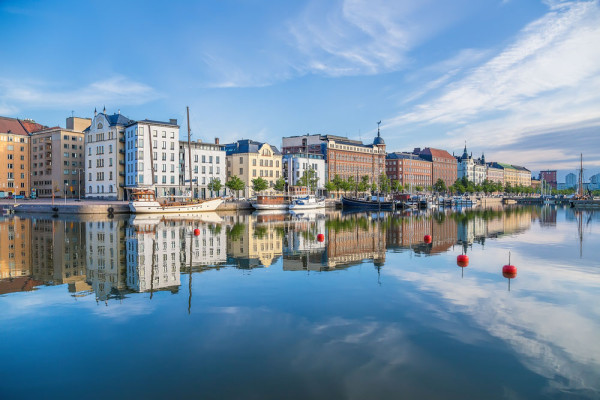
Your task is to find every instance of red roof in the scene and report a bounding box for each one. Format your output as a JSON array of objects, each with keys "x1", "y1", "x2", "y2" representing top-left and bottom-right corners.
[
  {"x1": 420, "y1": 147, "x2": 456, "y2": 161},
  {"x1": 20, "y1": 120, "x2": 48, "y2": 133},
  {"x1": 0, "y1": 116, "x2": 29, "y2": 136}
]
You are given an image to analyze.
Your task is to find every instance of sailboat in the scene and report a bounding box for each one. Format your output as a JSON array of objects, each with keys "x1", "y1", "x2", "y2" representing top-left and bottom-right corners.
[
  {"x1": 570, "y1": 154, "x2": 599, "y2": 208},
  {"x1": 129, "y1": 107, "x2": 223, "y2": 214}
]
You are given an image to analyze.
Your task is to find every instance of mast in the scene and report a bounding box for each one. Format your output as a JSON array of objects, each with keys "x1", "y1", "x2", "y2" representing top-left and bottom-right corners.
[
  {"x1": 147, "y1": 123, "x2": 156, "y2": 191},
  {"x1": 187, "y1": 106, "x2": 194, "y2": 198},
  {"x1": 579, "y1": 153, "x2": 584, "y2": 197}
]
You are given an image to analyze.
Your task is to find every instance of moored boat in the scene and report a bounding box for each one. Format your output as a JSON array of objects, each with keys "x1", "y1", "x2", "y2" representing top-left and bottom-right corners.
[
  {"x1": 289, "y1": 195, "x2": 325, "y2": 210},
  {"x1": 341, "y1": 196, "x2": 394, "y2": 211},
  {"x1": 252, "y1": 195, "x2": 290, "y2": 210},
  {"x1": 129, "y1": 189, "x2": 222, "y2": 214}
]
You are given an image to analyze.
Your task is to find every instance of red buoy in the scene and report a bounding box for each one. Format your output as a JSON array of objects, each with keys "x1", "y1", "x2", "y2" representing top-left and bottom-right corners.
[
  {"x1": 457, "y1": 254, "x2": 469, "y2": 268},
  {"x1": 193, "y1": 228, "x2": 200, "y2": 236},
  {"x1": 424, "y1": 235, "x2": 432, "y2": 244},
  {"x1": 502, "y1": 252, "x2": 517, "y2": 290},
  {"x1": 317, "y1": 233, "x2": 325, "y2": 242}
]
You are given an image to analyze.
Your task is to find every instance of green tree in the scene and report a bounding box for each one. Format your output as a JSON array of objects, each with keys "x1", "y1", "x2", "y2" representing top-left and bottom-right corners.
[
  {"x1": 207, "y1": 178, "x2": 222, "y2": 197},
  {"x1": 332, "y1": 174, "x2": 344, "y2": 192},
  {"x1": 358, "y1": 175, "x2": 370, "y2": 193},
  {"x1": 225, "y1": 175, "x2": 245, "y2": 198},
  {"x1": 324, "y1": 181, "x2": 336, "y2": 194},
  {"x1": 379, "y1": 174, "x2": 391, "y2": 194},
  {"x1": 252, "y1": 177, "x2": 269, "y2": 193},
  {"x1": 297, "y1": 169, "x2": 319, "y2": 193},
  {"x1": 392, "y1": 180, "x2": 403, "y2": 194},
  {"x1": 433, "y1": 178, "x2": 447, "y2": 193},
  {"x1": 274, "y1": 177, "x2": 286, "y2": 192}
]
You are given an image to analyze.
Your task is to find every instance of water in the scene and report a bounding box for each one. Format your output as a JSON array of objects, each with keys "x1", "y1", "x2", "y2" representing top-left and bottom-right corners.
[{"x1": 0, "y1": 206, "x2": 598, "y2": 399}]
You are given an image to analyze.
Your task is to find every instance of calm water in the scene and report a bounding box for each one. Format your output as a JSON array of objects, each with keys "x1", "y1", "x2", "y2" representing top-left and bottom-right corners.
[{"x1": 1, "y1": 206, "x2": 599, "y2": 399}]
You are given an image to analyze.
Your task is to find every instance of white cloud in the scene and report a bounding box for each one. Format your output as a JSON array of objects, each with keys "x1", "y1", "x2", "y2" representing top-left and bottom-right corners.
[
  {"x1": 385, "y1": 0, "x2": 600, "y2": 165},
  {"x1": 0, "y1": 76, "x2": 159, "y2": 114}
]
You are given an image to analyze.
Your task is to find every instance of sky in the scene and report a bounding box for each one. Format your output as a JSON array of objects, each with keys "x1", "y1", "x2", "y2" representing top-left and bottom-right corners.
[{"x1": 1, "y1": 0, "x2": 599, "y2": 179}]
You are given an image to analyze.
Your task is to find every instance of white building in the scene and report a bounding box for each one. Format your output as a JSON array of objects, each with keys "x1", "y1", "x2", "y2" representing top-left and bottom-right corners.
[
  {"x1": 456, "y1": 144, "x2": 486, "y2": 185},
  {"x1": 125, "y1": 218, "x2": 181, "y2": 293},
  {"x1": 282, "y1": 153, "x2": 327, "y2": 194},
  {"x1": 85, "y1": 108, "x2": 132, "y2": 200},
  {"x1": 179, "y1": 140, "x2": 226, "y2": 198},
  {"x1": 124, "y1": 119, "x2": 180, "y2": 197}
]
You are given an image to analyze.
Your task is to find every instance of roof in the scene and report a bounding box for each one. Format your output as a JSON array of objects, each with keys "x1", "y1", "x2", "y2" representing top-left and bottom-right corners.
[
  {"x1": 0, "y1": 116, "x2": 29, "y2": 136},
  {"x1": 416, "y1": 147, "x2": 456, "y2": 161},
  {"x1": 225, "y1": 139, "x2": 281, "y2": 155},
  {"x1": 127, "y1": 119, "x2": 179, "y2": 128},
  {"x1": 19, "y1": 120, "x2": 47, "y2": 133},
  {"x1": 387, "y1": 152, "x2": 430, "y2": 162},
  {"x1": 103, "y1": 113, "x2": 133, "y2": 126}
]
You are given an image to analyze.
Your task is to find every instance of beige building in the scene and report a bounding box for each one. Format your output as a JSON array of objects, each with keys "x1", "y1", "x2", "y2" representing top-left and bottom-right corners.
[
  {"x1": 225, "y1": 139, "x2": 283, "y2": 197},
  {"x1": 30, "y1": 117, "x2": 89, "y2": 197},
  {"x1": 0, "y1": 216, "x2": 31, "y2": 279},
  {"x1": 0, "y1": 117, "x2": 31, "y2": 198},
  {"x1": 486, "y1": 164, "x2": 504, "y2": 185}
]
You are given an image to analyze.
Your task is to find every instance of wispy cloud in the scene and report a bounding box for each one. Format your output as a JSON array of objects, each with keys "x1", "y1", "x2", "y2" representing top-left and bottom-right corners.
[
  {"x1": 386, "y1": 0, "x2": 600, "y2": 167},
  {"x1": 0, "y1": 76, "x2": 159, "y2": 115}
]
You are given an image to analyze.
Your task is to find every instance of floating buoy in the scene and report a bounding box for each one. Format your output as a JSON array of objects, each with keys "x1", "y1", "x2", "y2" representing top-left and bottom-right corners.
[
  {"x1": 317, "y1": 233, "x2": 325, "y2": 242},
  {"x1": 424, "y1": 235, "x2": 432, "y2": 244},
  {"x1": 457, "y1": 254, "x2": 469, "y2": 268},
  {"x1": 193, "y1": 228, "x2": 200, "y2": 236},
  {"x1": 502, "y1": 252, "x2": 517, "y2": 290}
]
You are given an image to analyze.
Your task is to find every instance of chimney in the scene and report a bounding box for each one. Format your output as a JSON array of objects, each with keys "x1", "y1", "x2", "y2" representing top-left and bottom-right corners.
[
  {"x1": 215, "y1": 137, "x2": 220, "y2": 145},
  {"x1": 169, "y1": 119, "x2": 177, "y2": 125}
]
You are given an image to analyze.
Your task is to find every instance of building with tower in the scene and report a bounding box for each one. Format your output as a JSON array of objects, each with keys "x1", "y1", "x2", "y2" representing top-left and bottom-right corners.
[{"x1": 456, "y1": 143, "x2": 487, "y2": 185}]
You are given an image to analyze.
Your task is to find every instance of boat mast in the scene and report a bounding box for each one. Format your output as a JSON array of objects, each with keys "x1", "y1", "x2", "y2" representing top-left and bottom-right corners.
[
  {"x1": 147, "y1": 123, "x2": 156, "y2": 192},
  {"x1": 187, "y1": 106, "x2": 193, "y2": 198},
  {"x1": 579, "y1": 153, "x2": 584, "y2": 197}
]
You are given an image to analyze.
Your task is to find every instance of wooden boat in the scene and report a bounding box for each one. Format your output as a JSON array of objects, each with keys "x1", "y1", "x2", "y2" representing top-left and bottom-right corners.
[
  {"x1": 341, "y1": 196, "x2": 394, "y2": 211},
  {"x1": 252, "y1": 195, "x2": 290, "y2": 210},
  {"x1": 129, "y1": 189, "x2": 222, "y2": 214}
]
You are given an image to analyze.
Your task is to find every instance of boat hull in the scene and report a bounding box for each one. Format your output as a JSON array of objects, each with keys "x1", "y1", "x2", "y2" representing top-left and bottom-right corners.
[
  {"x1": 252, "y1": 203, "x2": 289, "y2": 210},
  {"x1": 288, "y1": 201, "x2": 325, "y2": 210},
  {"x1": 341, "y1": 197, "x2": 394, "y2": 211},
  {"x1": 129, "y1": 199, "x2": 223, "y2": 214},
  {"x1": 570, "y1": 200, "x2": 600, "y2": 208}
]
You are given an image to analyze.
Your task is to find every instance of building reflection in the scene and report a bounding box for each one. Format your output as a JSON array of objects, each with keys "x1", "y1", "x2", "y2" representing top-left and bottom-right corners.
[
  {"x1": 226, "y1": 214, "x2": 283, "y2": 268},
  {"x1": 0, "y1": 216, "x2": 31, "y2": 280}
]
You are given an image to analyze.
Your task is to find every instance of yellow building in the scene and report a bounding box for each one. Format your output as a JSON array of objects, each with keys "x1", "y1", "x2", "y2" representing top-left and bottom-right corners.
[
  {"x1": 0, "y1": 216, "x2": 31, "y2": 279},
  {"x1": 226, "y1": 215, "x2": 283, "y2": 267},
  {"x1": 225, "y1": 139, "x2": 283, "y2": 197},
  {"x1": 0, "y1": 117, "x2": 31, "y2": 198}
]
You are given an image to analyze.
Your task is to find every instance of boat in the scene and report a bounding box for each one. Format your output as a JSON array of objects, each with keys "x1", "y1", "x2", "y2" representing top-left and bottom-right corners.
[
  {"x1": 569, "y1": 154, "x2": 600, "y2": 208},
  {"x1": 341, "y1": 196, "x2": 394, "y2": 211},
  {"x1": 288, "y1": 195, "x2": 326, "y2": 210},
  {"x1": 129, "y1": 189, "x2": 223, "y2": 214},
  {"x1": 252, "y1": 195, "x2": 290, "y2": 210}
]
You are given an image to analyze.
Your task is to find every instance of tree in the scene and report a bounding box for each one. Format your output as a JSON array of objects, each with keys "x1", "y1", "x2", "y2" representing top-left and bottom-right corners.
[
  {"x1": 324, "y1": 181, "x2": 336, "y2": 194},
  {"x1": 358, "y1": 175, "x2": 370, "y2": 193},
  {"x1": 207, "y1": 178, "x2": 222, "y2": 197},
  {"x1": 274, "y1": 177, "x2": 285, "y2": 192},
  {"x1": 332, "y1": 175, "x2": 344, "y2": 192},
  {"x1": 378, "y1": 174, "x2": 391, "y2": 194},
  {"x1": 433, "y1": 178, "x2": 447, "y2": 193},
  {"x1": 252, "y1": 177, "x2": 269, "y2": 193},
  {"x1": 225, "y1": 175, "x2": 245, "y2": 198},
  {"x1": 392, "y1": 180, "x2": 403, "y2": 194},
  {"x1": 298, "y1": 169, "x2": 319, "y2": 193}
]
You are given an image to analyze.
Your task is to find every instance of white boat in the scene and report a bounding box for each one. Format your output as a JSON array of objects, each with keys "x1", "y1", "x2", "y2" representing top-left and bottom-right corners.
[
  {"x1": 289, "y1": 195, "x2": 326, "y2": 210},
  {"x1": 129, "y1": 189, "x2": 223, "y2": 214}
]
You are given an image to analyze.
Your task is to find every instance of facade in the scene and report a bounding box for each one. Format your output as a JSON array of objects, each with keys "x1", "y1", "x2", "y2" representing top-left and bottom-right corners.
[
  {"x1": 281, "y1": 132, "x2": 386, "y2": 185},
  {"x1": 124, "y1": 119, "x2": 180, "y2": 197},
  {"x1": 513, "y1": 165, "x2": 532, "y2": 187},
  {"x1": 30, "y1": 117, "x2": 89, "y2": 198},
  {"x1": 85, "y1": 109, "x2": 133, "y2": 200},
  {"x1": 385, "y1": 152, "x2": 432, "y2": 189},
  {"x1": 180, "y1": 139, "x2": 226, "y2": 198},
  {"x1": 282, "y1": 153, "x2": 326, "y2": 193},
  {"x1": 539, "y1": 170, "x2": 557, "y2": 189},
  {"x1": 486, "y1": 164, "x2": 504, "y2": 185},
  {"x1": 413, "y1": 147, "x2": 457, "y2": 188},
  {"x1": 456, "y1": 145, "x2": 486, "y2": 184},
  {"x1": 492, "y1": 163, "x2": 531, "y2": 188},
  {"x1": 225, "y1": 139, "x2": 283, "y2": 198},
  {"x1": 566, "y1": 173, "x2": 577, "y2": 188},
  {"x1": 0, "y1": 117, "x2": 31, "y2": 198}
]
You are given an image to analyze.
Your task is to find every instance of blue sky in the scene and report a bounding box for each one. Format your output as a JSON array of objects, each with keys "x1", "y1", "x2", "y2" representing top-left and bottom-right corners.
[{"x1": 1, "y1": 0, "x2": 599, "y2": 179}]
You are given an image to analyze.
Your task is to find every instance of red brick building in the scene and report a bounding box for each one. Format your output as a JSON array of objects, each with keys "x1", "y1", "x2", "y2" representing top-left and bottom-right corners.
[
  {"x1": 413, "y1": 147, "x2": 457, "y2": 188},
  {"x1": 386, "y1": 152, "x2": 432, "y2": 189},
  {"x1": 539, "y1": 170, "x2": 557, "y2": 189}
]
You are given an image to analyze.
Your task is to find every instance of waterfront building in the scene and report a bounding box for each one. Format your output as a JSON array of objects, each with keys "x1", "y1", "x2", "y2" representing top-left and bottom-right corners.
[
  {"x1": 30, "y1": 117, "x2": 89, "y2": 198},
  {"x1": 412, "y1": 147, "x2": 457, "y2": 188},
  {"x1": 281, "y1": 133, "x2": 386, "y2": 185},
  {"x1": 491, "y1": 163, "x2": 531, "y2": 188},
  {"x1": 486, "y1": 164, "x2": 504, "y2": 185},
  {"x1": 565, "y1": 173, "x2": 577, "y2": 188},
  {"x1": 125, "y1": 219, "x2": 181, "y2": 293},
  {"x1": 456, "y1": 144, "x2": 486, "y2": 185},
  {"x1": 0, "y1": 117, "x2": 31, "y2": 198},
  {"x1": 85, "y1": 219, "x2": 127, "y2": 301},
  {"x1": 30, "y1": 218, "x2": 87, "y2": 286},
  {"x1": 513, "y1": 165, "x2": 532, "y2": 187},
  {"x1": 539, "y1": 170, "x2": 557, "y2": 189},
  {"x1": 0, "y1": 216, "x2": 31, "y2": 279},
  {"x1": 225, "y1": 139, "x2": 283, "y2": 198},
  {"x1": 124, "y1": 119, "x2": 180, "y2": 197},
  {"x1": 385, "y1": 152, "x2": 432, "y2": 189},
  {"x1": 85, "y1": 108, "x2": 133, "y2": 200},
  {"x1": 531, "y1": 179, "x2": 541, "y2": 190},
  {"x1": 282, "y1": 153, "x2": 326, "y2": 194},
  {"x1": 179, "y1": 139, "x2": 226, "y2": 198}
]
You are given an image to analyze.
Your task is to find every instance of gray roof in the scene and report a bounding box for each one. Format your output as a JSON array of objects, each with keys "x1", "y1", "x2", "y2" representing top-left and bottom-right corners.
[
  {"x1": 104, "y1": 113, "x2": 133, "y2": 126},
  {"x1": 225, "y1": 139, "x2": 281, "y2": 155},
  {"x1": 127, "y1": 119, "x2": 179, "y2": 128}
]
